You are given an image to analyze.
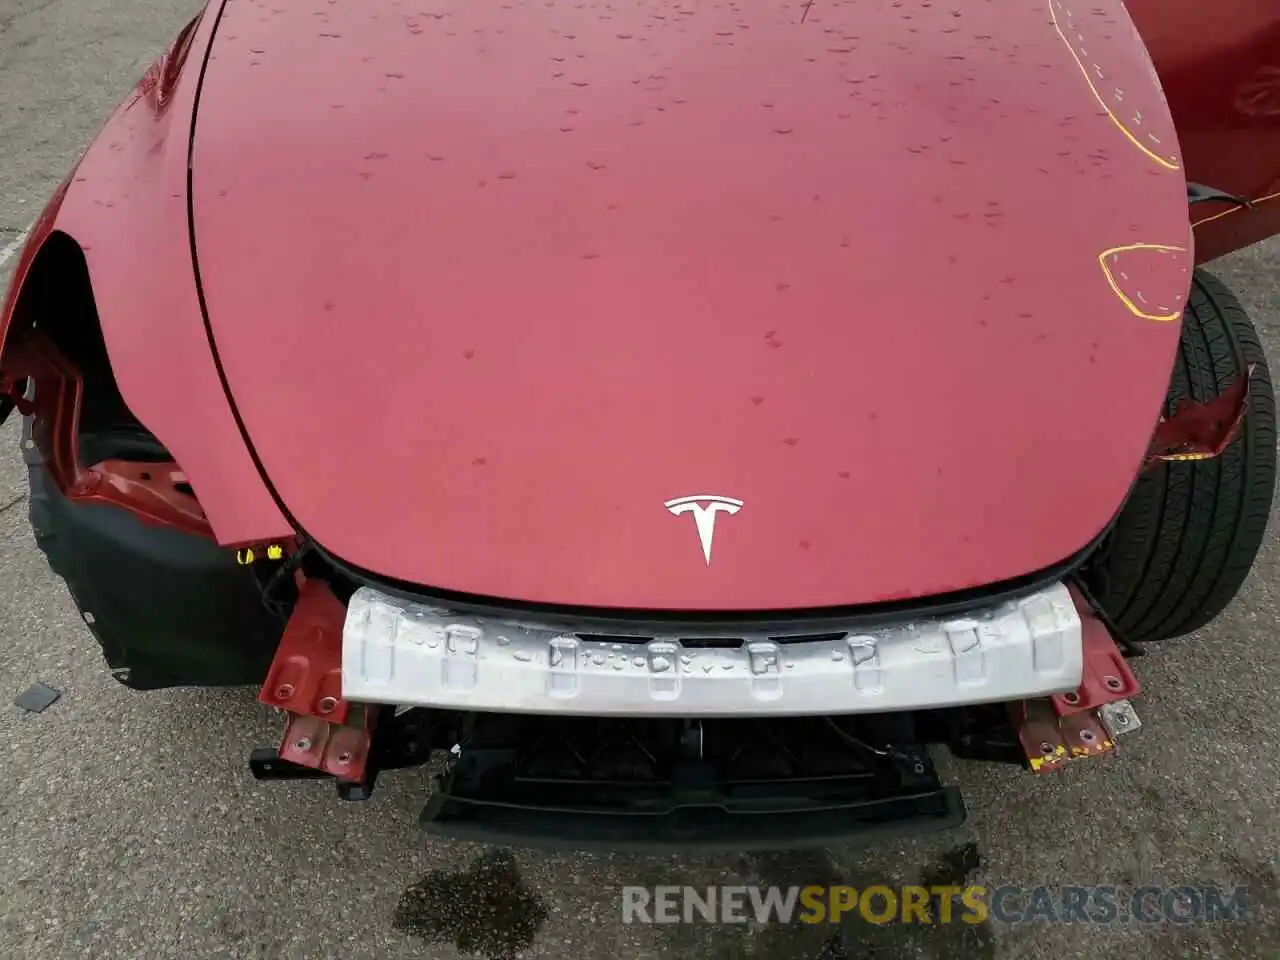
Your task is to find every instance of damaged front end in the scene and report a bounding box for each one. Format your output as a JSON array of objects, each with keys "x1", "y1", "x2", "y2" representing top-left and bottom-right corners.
[
  {"x1": 0, "y1": 0, "x2": 1266, "y2": 854},
  {"x1": 240, "y1": 565, "x2": 1144, "y2": 852},
  {"x1": 1143, "y1": 365, "x2": 1253, "y2": 464},
  {"x1": 0, "y1": 6, "x2": 294, "y2": 689},
  {"x1": 0, "y1": 232, "x2": 1246, "y2": 848},
  {"x1": 0, "y1": 234, "x2": 287, "y2": 690},
  {"x1": 237, "y1": 370, "x2": 1259, "y2": 851},
  {"x1": 0, "y1": 273, "x2": 1239, "y2": 848}
]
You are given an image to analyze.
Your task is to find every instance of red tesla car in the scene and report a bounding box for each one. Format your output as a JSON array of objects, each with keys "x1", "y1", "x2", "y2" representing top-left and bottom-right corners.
[{"x1": 1, "y1": 0, "x2": 1277, "y2": 849}]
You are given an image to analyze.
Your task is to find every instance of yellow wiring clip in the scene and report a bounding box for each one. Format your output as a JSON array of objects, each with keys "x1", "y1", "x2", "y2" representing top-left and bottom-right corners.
[{"x1": 237, "y1": 544, "x2": 284, "y2": 565}]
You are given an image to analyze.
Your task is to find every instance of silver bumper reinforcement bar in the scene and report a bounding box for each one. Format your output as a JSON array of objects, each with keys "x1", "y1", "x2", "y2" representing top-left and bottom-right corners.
[{"x1": 340, "y1": 582, "x2": 1083, "y2": 717}]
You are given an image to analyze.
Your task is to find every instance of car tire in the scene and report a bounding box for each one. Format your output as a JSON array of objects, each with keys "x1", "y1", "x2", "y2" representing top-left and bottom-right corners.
[{"x1": 1086, "y1": 269, "x2": 1277, "y2": 643}]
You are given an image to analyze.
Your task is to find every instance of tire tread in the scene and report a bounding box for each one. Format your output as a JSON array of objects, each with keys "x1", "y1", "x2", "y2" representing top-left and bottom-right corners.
[{"x1": 1091, "y1": 270, "x2": 1276, "y2": 643}]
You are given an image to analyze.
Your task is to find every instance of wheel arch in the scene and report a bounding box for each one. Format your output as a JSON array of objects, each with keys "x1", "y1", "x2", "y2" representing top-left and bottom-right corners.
[{"x1": 0, "y1": 0, "x2": 290, "y2": 547}]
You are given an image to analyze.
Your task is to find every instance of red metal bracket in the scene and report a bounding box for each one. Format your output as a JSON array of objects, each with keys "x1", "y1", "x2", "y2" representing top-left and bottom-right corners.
[
  {"x1": 81, "y1": 459, "x2": 210, "y2": 532},
  {"x1": 259, "y1": 579, "x2": 374, "y2": 784},
  {"x1": 1058, "y1": 710, "x2": 1114, "y2": 760},
  {"x1": 3, "y1": 331, "x2": 212, "y2": 536},
  {"x1": 259, "y1": 579, "x2": 349, "y2": 724},
  {"x1": 1012, "y1": 586, "x2": 1140, "y2": 773},
  {"x1": 1010, "y1": 698, "x2": 1071, "y2": 774},
  {"x1": 1144, "y1": 366, "x2": 1252, "y2": 465},
  {"x1": 278, "y1": 708, "x2": 376, "y2": 783},
  {"x1": 1012, "y1": 698, "x2": 1118, "y2": 775},
  {"x1": 1054, "y1": 585, "x2": 1141, "y2": 717}
]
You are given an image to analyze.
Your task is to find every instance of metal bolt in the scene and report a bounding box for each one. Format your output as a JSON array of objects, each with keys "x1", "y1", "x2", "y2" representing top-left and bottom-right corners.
[
  {"x1": 1040, "y1": 741, "x2": 1055, "y2": 755},
  {"x1": 275, "y1": 683, "x2": 295, "y2": 700},
  {"x1": 1080, "y1": 730, "x2": 1096, "y2": 744},
  {"x1": 318, "y1": 696, "x2": 339, "y2": 714},
  {"x1": 1104, "y1": 676, "x2": 1124, "y2": 691},
  {"x1": 336, "y1": 752, "x2": 352, "y2": 765},
  {"x1": 1116, "y1": 713, "x2": 1129, "y2": 726},
  {"x1": 1063, "y1": 692, "x2": 1079, "y2": 705},
  {"x1": 293, "y1": 737, "x2": 312, "y2": 751}
]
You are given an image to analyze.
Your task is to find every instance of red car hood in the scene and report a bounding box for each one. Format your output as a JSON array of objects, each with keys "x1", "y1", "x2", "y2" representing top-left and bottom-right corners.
[{"x1": 191, "y1": 0, "x2": 1192, "y2": 610}]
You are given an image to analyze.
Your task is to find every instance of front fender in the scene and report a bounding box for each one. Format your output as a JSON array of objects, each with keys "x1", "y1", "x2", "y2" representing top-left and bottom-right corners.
[{"x1": 0, "y1": 2, "x2": 290, "y2": 547}]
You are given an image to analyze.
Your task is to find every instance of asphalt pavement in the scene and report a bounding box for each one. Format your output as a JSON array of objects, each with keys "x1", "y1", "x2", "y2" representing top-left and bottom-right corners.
[{"x1": 1, "y1": 1, "x2": 1278, "y2": 957}]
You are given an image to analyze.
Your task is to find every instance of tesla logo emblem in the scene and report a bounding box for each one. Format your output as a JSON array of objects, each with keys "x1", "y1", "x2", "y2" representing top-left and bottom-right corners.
[{"x1": 664, "y1": 495, "x2": 743, "y2": 565}]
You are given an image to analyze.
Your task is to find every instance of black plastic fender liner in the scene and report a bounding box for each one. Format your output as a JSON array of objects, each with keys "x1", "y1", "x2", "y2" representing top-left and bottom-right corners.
[{"x1": 24, "y1": 418, "x2": 284, "y2": 689}]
